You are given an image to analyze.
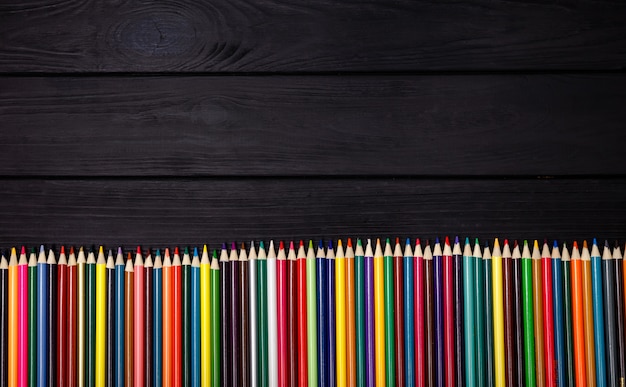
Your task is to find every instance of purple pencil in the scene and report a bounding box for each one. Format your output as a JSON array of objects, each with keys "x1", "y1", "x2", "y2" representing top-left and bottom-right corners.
[{"x1": 364, "y1": 239, "x2": 375, "y2": 387}]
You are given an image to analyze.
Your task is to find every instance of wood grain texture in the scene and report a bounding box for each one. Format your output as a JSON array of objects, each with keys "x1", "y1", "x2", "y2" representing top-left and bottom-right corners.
[
  {"x1": 2, "y1": 74, "x2": 626, "y2": 176},
  {"x1": 0, "y1": 178, "x2": 623, "y2": 246},
  {"x1": 1, "y1": 0, "x2": 625, "y2": 72}
]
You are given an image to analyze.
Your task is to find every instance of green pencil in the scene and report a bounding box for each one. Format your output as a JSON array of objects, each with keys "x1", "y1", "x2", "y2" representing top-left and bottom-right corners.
[
  {"x1": 521, "y1": 241, "x2": 536, "y2": 387},
  {"x1": 86, "y1": 249, "x2": 97, "y2": 387},
  {"x1": 257, "y1": 241, "x2": 269, "y2": 387},
  {"x1": 28, "y1": 248, "x2": 37, "y2": 387},
  {"x1": 306, "y1": 240, "x2": 318, "y2": 387},
  {"x1": 383, "y1": 239, "x2": 396, "y2": 387},
  {"x1": 463, "y1": 239, "x2": 476, "y2": 387},
  {"x1": 211, "y1": 250, "x2": 221, "y2": 387}
]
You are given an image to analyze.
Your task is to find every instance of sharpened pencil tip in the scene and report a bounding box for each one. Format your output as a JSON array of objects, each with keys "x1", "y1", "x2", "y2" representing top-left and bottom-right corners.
[
  {"x1": 573, "y1": 241, "x2": 578, "y2": 249},
  {"x1": 259, "y1": 241, "x2": 265, "y2": 249},
  {"x1": 357, "y1": 239, "x2": 362, "y2": 247},
  {"x1": 454, "y1": 236, "x2": 459, "y2": 244},
  {"x1": 406, "y1": 238, "x2": 411, "y2": 246},
  {"x1": 554, "y1": 240, "x2": 558, "y2": 248},
  {"x1": 583, "y1": 240, "x2": 588, "y2": 249},
  {"x1": 337, "y1": 239, "x2": 342, "y2": 248},
  {"x1": 593, "y1": 238, "x2": 597, "y2": 246},
  {"x1": 514, "y1": 240, "x2": 518, "y2": 248},
  {"x1": 300, "y1": 240, "x2": 304, "y2": 248},
  {"x1": 347, "y1": 239, "x2": 352, "y2": 248},
  {"x1": 184, "y1": 246, "x2": 189, "y2": 255},
  {"x1": 174, "y1": 246, "x2": 179, "y2": 255},
  {"x1": 60, "y1": 246, "x2": 64, "y2": 255},
  {"x1": 327, "y1": 240, "x2": 333, "y2": 250},
  {"x1": 137, "y1": 246, "x2": 141, "y2": 254},
  {"x1": 289, "y1": 241, "x2": 294, "y2": 250},
  {"x1": 231, "y1": 242, "x2": 237, "y2": 251},
  {"x1": 279, "y1": 241, "x2": 284, "y2": 250},
  {"x1": 445, "y1": 236, "x2": 450, "y2": 246},
  {"x1": 435, "y1": 237, "x2": 440, "y2": 244},
  {"x1": 194, "y1": 247, "x2": 198, "y2": 257},
  {"x1": 309, "y1": 240, "x2": 314, "y2": 249},
  {"x1": 465, "y1": 237, "x2": 470, "y2": 245}
]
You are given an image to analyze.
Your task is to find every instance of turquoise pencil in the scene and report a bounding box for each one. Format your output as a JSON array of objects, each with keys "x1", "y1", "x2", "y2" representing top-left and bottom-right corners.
[
  {"x1": 191, "y1": 248, "x2": 201, "y2": 387},
  {"x1": 591, "y1": 239, "x2": 607, "y2": 387}
]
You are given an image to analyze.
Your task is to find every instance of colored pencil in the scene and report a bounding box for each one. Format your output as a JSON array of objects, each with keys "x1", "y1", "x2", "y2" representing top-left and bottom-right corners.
[
  {"x1": 297, "y1": 242, "x2": 309, "y2": 387},
  {"x1": 163, "y1": 248, "x2": 175, "y2": 387},
  {"x1": 305, "y1": 240, "x2": 318, "y2": 387},
  {"x1": 601, "y1": 241, "x2": 617, "y2": 387},
  {"x1": 541, "y1": 241, "x2": 556, "y2": 387},
  {"x1": 317, "y1": 240, "x2": 329, "y2": 387},
  {"x1": 473, "y1": 241, "x2": 486, "y2": 387},
  {"x1": 424, "y1": 242, "x2": 435, "y2": 387},
  {"x1": 241, "y1": 244, "x2": 251, "y2": 387},
  {"x1": 18, "y1": 247, "x2": 28, "y2": 387},
  {"x1": 414, "y1": 240, "x2": 423, "y2": 387},
  {"x1": 392, "y1": 239, "x2": 405, "y2": 387},
  {"x1": 452, "y1": 237, "x2": 464, "y2": 387},
  {"x1": 28, "y1": 249, "x2": 37, "y2": 387},
  {"x1": 591, "y1": 239, "x2": 607, "y2": 387},
  {"x1": 172, "y1": 248, "x2": 182, "y2": 387},
  {"x1": 68, "y1": 248, "x2": 78, "y2": 387},
  {"x1": 200, "y1": 246, "x2": 211, "y2": 387},
  {"x1": 462, "y1": 239, "x2": 475, "y2": 387},
  {"x1": 403, "y1": 240, "x2": 415, "y2": 387},
  {"x1": 189, "y1": 249, "x2": 200, "y2": 387},
  {"x1": 125, "y1": 253, "x2": 134, "y2": 387},
  {"x1": 114, "y1": 248, "x2": 125, "y2": 387},
  {"x1": 182, "y1": 248, "x2": 191, "y2": 387},
  {"x1": 551, "y1": 241, "x2": 566, "y2": 387},
  {"x1": 258, "y1": 241, "x2": 269, "y2": 387},
  {"x1": 1, "y1": 253, "x2": 9, "y2": 387},
  {"x1": 211, "y1": 250, "x2": 221, "y2": 387},
  {"x1": 9, "y1": 248, "x2": 17, "y2": 387},
  {"x1": 433, "y1": 239, "x2": 444, "y2": 387},
  {"x1": 231, "y1": 243, "x2": 241, "y2": 387},
  {"x1": 512, "y1": 242, "x2": 525, "y2": 387},
  {"x1": 381, "y1": 239, "x2": 395, "y2": 387},
  {"x1": 95, "y1": 247, "x2": 106, "y2": 387},
  {"x1": 327, "y1": 241, "x2": 337, "y2": 387},
  {"x1": 106, "y1": 251, "x2": 115, "y2": 387},
  {"x1": 277, "y1": 242, "x2": 288, "y2": 387},
  {"x1": 520, "y1": 242, "x2": 536, "y2": 387},
  {"x1": 336, "y1": 240, "x2": 347, "y2": 387},
  {"x1": 484, "y1": 243, "x2": 495, "y2": 387},
  {"x1": 48, "y1": 248, "x2": 57, "y2": 387},
  {"x1": 287, "y1": 242, "x2": 298, "y2": 387},
  {"x1": 492, "y1": 239, "x2": 506, "y2": 387},
  {"x1": 561, "y1": 244, "x2": 575, "y2": 387},
  {"x1": 355, "y1": 240, "x2": 366, "y2": 387},
  {"x1": 532, "y1": 241, "x2": 546, "y2": 387},
  {"x1": 582, "y1": 241, "x2": 598, "y2": 387},
  {"x1": 374, "y1": 239, "x2": 387, "y2": 387},
  {"x1": 346, "y1": 239, "x2": 356, "y2": 387},
  {"x1": 77, "y1": 247, "x2": 86, "y2": 387},
  {"x1": 502, "y1": 240, "x2": 514, "y2": 387},
  {"x1": 571, "y1": 243, "x2": 587, "y2": 387},
  {"x1": 144, "y1": 251, "x2": 153, "y2": 387},
  {"x1": 441, "y1": 237, "x2": 455, "y2": 387},
  {"x1": 614, "y1": 244, "x2": 626, "y2": 386},
  {"x1": 219, "y1": 244, "x2": 229, "y2": 387},
  {"x1": 250, "y1": 243, "x2": 259, "y2": 387},
  {"x1": 364, "y1": 239, "x2": 375, "y2": 387},
  {"x1": 267, "y1": 241, "x2": 278, "y2": 387}
]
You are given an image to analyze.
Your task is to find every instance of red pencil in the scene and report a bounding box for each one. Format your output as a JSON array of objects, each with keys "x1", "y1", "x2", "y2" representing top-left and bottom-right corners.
[
  {"x1": 277, "y1": 241, "x2": 288, "y2": 386},
  {"x1": 393, "y1": 238, "x2": 405, "y2": 387},
  {"x1": 542, "y1": 241, "x2": 557, "y2": 387},
  {"x1": 442, "y1": 237, "x2": 455, "y2": 387},
  {"x1": 134, "y1": 247, "x2": 145, "y2": 386},
  {"x1": 173, "y1": 247, "x2": 182, "y2": 386},
  {"x1": 67, "y1": 247, "x2": 78, "y2": 387},
  {"x1": 57, "y1": 246, "x2": 68, "y2": 386},
  {"x1": 297, "y1": 241, "x2": 308, "y2": 386},
  {"x1": 414, "y1": 240, "x2": 424, "y2": 387}
]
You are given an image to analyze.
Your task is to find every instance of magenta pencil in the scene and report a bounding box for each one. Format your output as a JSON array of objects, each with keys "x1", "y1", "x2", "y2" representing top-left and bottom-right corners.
[
  {"x1": 414, "y1": 240, "x2": 425, "y2": 387},
  {"x1": 18, "y1": 247, "x2": 28, "y2": 387},
  {"x1": 442, "y1": 237, "x2": 455, "y2": 387}
]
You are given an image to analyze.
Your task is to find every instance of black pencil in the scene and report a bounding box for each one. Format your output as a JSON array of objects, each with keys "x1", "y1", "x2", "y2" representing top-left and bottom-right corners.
[
  {"x1": 0, "y1": 252, "x2": 8, "y2": 387},
  {"x1": 106, "y1": 250, "x2": 115, "y2": 387},
  {"x1": 615, "y1": 242, "x2": 626, "y2": 385},
  {"x1": 602, "y1": 240, "x2": 619, "y2": 387},
  {"x1": 48, "y1": 248, "x2": 57, "y2": 387},
  {"x1": 145, "y1": 251, "x2": 153, "y2": 387}
]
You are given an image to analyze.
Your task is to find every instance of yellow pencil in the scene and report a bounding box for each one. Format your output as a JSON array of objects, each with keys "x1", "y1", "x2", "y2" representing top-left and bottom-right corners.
[
  {"x1": 200, "y1": 245, "x2": 212, "y2": 387},
  {"x1": 95, "y1": 247, "x2": 107, "y2": 387},
  {"x1": 8, "y1": 248, "x2": 18, "y2": 387},
  {"x1": 374, "y1": 239, "x2": 386, "y2": 387},
  {"x1": 336, "y1": 240, "x2": 347, "y2": 387},
  {"x1": 492, "y1": 239, "x2": 505, "y2": 387}
]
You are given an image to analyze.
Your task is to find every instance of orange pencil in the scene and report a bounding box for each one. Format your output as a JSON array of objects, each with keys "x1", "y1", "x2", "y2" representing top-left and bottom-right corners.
[
  {"x1": 163, "y1": 248, "x2": 173, "y2": 387},
  {"x1": 134, "y1": 247, "x2": 145, "y2": 387},
  {"x1": 571, "y1": 242, "x2": 587, "y2": 387},
  {"x1": 173, "y1": 247, "x2": 183, "y2": 386}
]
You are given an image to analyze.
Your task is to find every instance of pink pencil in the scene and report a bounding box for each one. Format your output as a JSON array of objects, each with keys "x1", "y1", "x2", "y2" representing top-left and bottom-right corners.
[
  {"x1": 134, "y1": 247, "x2": 145, "y2": 386},
  {"x1": 18, "y1": 246, "x2": 28, "y2": 387},
  {"x1": 414, "y1": 239, "x2": 425, "y2": 386},
  {"x1": 277, "y1": 241, "x2": 288, "y2": 386}
]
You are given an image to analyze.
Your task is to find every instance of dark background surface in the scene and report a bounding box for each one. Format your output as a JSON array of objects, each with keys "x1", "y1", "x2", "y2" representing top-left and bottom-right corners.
[{"x1": 1, "y1": 0, "x2": 625, "y2": 248}]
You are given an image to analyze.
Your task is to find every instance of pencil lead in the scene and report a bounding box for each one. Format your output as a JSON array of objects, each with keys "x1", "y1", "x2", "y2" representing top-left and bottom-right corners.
[
  {"x1": 553, "y1": 240, "x2": 558, "y2": 248},
  {"x1": 357, "y1": 239, "x2": 362, "y2": 247},
  {"x1": 328, "y1": 240, "x2": 334, "y2": 250},
  {"x1": 445, "y1": 236, "x2": 450, "y2": 246},
  {"x1": 309, "y1": 240, "x2": 313, "y2": 249},
  {"x1": 435, "y1": 237, "x2": 440, "y2": 244},
  {"x1": 583, "y1": 240, "x2": 588, "y2": 249},
  {"x1": 174, "y1": 246, "x2": 179, "y2": 256},
  {"x1": 40, "y1": 244, "x2": 45, "y2": 253},
  {"x1": 514, "y1": 240, "x2": 518, "y2": 248},
  {"x1": 573, "y1": 241, "x2": 578, "y2": 249},
  {"x1": 503, "y1": 239, "x2": 508, "y2": 246},
  {"x1": 70, "y1": 246, "x2": 75, "y2": 255},
  {"x1": 136, "y1": 245, "x2": 141, "y2": 255},
  {"x1": 416, "y1": 238, "x2": 421, "y2": 246},
  {"x1": 279, "y1": 241, "x2": 285, "y2": 250},
  {"x1": 194, "y1": 247, "x2": 198, "y2": 257},
  {"x1": 593, "y1": 238, "x2": 597, "y2": 246},
  {"x1": 259, "y1": 241, "x2": 265, "y2": 249},
  {"x1": 289, "y1": 241, "x2": 294, "y2": 250},
  {"x1": 454, "y1": 236, "x2": 459, "y2": 245},
  {"x1": 300, "y1": 240, "x2": 304, "y2": 248},
  {"x1": 231, "y1": 242, "x2": 237, "y2": 251},
  {"x1": 319, "y1": 240, "x2": 324, "y2": 249},
  {"x1": 347, "y1": 238, "x2": 352, "y2": 248},
  {"x1": 395, "y1": 237, "x2": 400, "y2": 245},
  {"x1": 605, "y1": 239, "x2": 610, "y2": 248},
  {"x1": 337, "y1": 239, "x2": 343, "y2": 248},
  {"x1": 184, "y1": 246, "x2": 189, "y2": 255}
]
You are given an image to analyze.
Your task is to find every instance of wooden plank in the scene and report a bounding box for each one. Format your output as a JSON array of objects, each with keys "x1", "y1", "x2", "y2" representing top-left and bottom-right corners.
[
  {"x1": 2, "y1": 74, "x2": 626, "y2": 176},
  {"x1": 1, "y1": 0, "x2": 625, "y2": 72},
  {"x1": 0, "y1": 178, "x2": 623, "y2": 246}
]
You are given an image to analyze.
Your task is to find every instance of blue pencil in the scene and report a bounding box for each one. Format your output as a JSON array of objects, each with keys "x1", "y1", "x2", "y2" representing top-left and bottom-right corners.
[
  {"x1": 153, "y1": 249, "x2": 163, "y2": 387},
  {"x1": 316, "y1": 240, "x2": 328, "y2": 387},
  {"x1": 403, "y1": 238, "x2": 415, "y2": 386},
  {"x1": 191, "y1": 248, "x2": 201, "y2": 387},
  {"x1": 433, "y1": 238, "x2": 444, "y2": 387},
  {"x1": 551, "y1": 241, "x2": 567, "y2": 387},
  {"x1": 115, "y1": 248, "x2": 125, "y2": 387},
  {"x1": 591, "y1": 239, "x2": 607, "y2": 387},
  {"x1": 36, "y1": 245, "x2": 47, "y2": 387},
  {"x1": 327, "y1": 240, "x2": 336, "y2": 387}
]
